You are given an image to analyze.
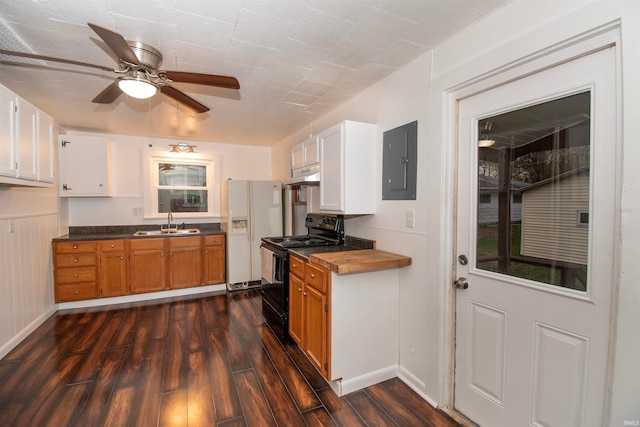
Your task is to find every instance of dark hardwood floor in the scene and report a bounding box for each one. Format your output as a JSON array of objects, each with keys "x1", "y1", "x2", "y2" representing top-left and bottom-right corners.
[{"x1": 0, "y1": 289, "x2": 459, "y2": 426}]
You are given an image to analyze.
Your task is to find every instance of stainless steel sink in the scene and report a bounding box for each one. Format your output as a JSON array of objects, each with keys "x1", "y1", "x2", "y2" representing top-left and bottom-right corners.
[{"x1": 133, "y1": 228, "x2": 201, "y2": 236}]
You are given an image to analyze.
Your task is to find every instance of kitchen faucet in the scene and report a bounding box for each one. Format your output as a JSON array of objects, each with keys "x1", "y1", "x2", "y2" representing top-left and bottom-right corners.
[{"x1": 162, "y1": 209, "x2": 177, "y2": 231}]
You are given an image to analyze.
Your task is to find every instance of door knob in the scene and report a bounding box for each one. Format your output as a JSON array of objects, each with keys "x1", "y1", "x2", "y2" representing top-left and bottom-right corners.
[{"x1": 454, "y1": 277, "x2": 469, "y2": 289}]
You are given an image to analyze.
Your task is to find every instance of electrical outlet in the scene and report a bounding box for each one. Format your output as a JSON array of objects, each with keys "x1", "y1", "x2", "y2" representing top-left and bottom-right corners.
[
  {"x1": 133, "y1": 207, "x2": 143, "y2": 216},
  {"x1": 405, "y1": 209, "x2": 415, "y2": 228},
  {"x1": 9, "y1": 219, "x2": 15, "y2": 233}
]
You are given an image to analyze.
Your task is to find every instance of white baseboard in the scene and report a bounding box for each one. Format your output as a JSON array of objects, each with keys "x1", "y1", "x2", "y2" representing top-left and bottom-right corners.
[
  {"x1": 330, "y1": 365, "x2": 399, "y2": 396},
  {"x1": 398, "y1": 365, "x2": 440, "y2": 408},
  {"x1": 0, "y1": 305, "x2": 58, "y2": 359},
  {"x1": 57, "y1": 284, "x2": 226, "y2": 310}
]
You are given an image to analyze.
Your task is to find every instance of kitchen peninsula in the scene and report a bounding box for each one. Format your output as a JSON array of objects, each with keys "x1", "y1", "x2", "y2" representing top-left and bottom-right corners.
[{"x1": 288, "y1": 244, "x2": 411, "y2": 397}]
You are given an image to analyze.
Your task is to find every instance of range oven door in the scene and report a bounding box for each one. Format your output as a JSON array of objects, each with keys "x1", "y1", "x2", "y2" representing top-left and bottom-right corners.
[{"x1": 260, "y1": 243, "x2": 289, "y2": 341}]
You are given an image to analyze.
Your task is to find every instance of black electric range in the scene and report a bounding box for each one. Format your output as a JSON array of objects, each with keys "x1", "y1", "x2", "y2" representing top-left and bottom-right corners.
[{"x1": 260, "y1": 214, "x2": 344, "y2": 342}]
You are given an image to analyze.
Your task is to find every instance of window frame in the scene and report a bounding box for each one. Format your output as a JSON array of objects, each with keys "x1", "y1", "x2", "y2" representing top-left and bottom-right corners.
[{"x1": 144, "y1": 151, "x2": 217, "y2": 220}]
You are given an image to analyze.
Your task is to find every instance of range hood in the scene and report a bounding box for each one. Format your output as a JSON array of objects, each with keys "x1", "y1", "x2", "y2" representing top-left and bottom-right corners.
[{"x1": 284, "y1": 164, "x2": 320, "y2": 186}]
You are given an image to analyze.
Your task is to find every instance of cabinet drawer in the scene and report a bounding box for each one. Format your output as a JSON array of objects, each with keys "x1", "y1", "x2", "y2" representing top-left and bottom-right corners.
[
  {"x1": 98, "y1": 240, "x2": 125, "y2": 252},
  {"x1": 306, "y1": 263, "x2": 327, "y2": 293},
  {"x1": 55, "y1": 253, "x2": 96, "y2": 267},
  {"x1": 55, "y1": 267, "x2": 97, "y2": 283},
  {"x1": 55, "y1": 282, "x2": 98, "y2": 302},
  {"x1": 129, "y1": 238, "x2": 165, "y2": 251},
  {"x1": 169, "y1": 236, "x2": 201, "y2": 249},
  {"x1": 203, "y1": 235, "x2": 224, "y2": 246},
  {"x1": 55, "y1": 241, "x2": 97, "y2": 254},
  {"x1": 290, "y1": 255, "x2": 305, "y2": 279}
]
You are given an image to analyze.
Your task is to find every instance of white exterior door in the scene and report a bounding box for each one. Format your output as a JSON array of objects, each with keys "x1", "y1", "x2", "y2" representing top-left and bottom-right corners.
[{"x1": 454, "y1": 47, "x2": 617, "y2": 426}]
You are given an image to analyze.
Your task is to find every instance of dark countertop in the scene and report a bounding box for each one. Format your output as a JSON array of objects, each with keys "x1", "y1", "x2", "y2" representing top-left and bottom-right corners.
[
  {"x1": 289, "y1": 244, "x2": 363, "y2": 261},
  {"x1": 52, "y1": 223, "x2": 225, "y2": 242},
  {"x1": 289, "y1": 235, "x2": 376, "y2": 261}
]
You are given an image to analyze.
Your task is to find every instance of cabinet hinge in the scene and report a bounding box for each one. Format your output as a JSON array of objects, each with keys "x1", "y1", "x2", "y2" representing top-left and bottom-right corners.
[
  {"x1": 61, "y1": 140, "x2": 71, "y2": 147},
  {"x1": 324, "y1": 303, "x2": 328, "y2": 312},
  {"x1": 324, "y1": 362, "x2": 328, "y2": 369},
  {"x1": 14, "y1": 104, "x2": 17, "y2": 113}
]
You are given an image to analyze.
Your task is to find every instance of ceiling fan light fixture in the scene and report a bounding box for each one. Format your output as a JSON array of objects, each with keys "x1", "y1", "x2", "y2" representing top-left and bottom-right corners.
[{"x1": 117, "y1": 74, "x2": 158, "y2": 99}]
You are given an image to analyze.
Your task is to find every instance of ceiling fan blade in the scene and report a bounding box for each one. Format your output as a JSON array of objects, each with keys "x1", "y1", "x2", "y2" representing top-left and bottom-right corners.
[
  {"x1": 0, "y1": 48, "x2": 114, "y2": 72},
  {"x1": 160, "y1": 85, "x2": 209, "y2": 113},
  {"x1": 88, "y1": 22, "x2": 140, "y2": 65},
  {"x1": 92, "y1": 82, "x2": 122, "y2": 104},
  {"x1": 163, "y1": 71, "x2": 240, "y2": 89}
]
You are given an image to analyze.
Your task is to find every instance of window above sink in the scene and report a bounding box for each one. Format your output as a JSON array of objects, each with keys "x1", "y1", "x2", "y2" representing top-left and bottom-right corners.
[{"x1": 143, "y1": 151, "x2": 216, "y2": 220}]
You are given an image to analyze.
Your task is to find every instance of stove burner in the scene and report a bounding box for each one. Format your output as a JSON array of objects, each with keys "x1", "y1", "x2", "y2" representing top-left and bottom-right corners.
[{"x1": 265, "y1": 235, "x2": 338, "y2": 248}]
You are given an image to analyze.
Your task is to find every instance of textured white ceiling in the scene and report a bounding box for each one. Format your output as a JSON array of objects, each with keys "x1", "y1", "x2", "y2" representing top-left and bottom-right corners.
[{"x1": 0, "y1": 0, "x2": 511, "y2": 147}]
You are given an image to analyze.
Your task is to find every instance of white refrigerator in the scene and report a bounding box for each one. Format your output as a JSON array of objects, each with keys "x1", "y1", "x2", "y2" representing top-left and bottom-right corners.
[{"x1": 221, "y1": 179, "x2": 282, "y2": 290}]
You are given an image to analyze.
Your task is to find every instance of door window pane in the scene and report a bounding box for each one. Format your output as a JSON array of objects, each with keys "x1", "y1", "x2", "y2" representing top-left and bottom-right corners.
[{"x1": 476, "y1": 92, "x2": 590, "y2": 291}]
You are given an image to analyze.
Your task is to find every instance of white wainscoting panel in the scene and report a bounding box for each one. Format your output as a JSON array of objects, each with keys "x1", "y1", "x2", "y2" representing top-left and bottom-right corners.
[{"x1": 0, "y1": 213, "x2": 58, "y2": 358}]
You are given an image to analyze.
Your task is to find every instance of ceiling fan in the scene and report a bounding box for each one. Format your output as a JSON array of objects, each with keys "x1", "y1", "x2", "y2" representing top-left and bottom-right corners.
[{"x1": 0, "y1": 22, "x2": 240, "y2": 113}]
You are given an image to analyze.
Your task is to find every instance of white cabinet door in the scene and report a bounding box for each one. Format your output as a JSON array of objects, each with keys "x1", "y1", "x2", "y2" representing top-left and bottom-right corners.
[
  {"x1": 319, "y1": 124, "x2": 344, "y2": 212},
  {"x1": 319, "y1": 121, "x2": 376, "y2": 214},
  {"x1": 58, "y1": 135, "x2": 111, "y2": 197},
  {"x1": 0, "y1": 86, "x2": 16, "y2": 177},
  {"x1": 37, "y1": 111, "x2": 55, "y2": 183},
  {"x1": 15, "y1": 98, "x2": 38, "y2": 181},
  {"x1": 291, "y1": 142, "x2": 304, "y2": 171},
  {"x1": 303, "y1": 137, "x2": 319, "y2": 166}
]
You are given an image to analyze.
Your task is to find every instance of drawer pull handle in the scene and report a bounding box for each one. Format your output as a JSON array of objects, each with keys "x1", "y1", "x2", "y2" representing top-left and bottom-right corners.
[
  {"x1": 298, "y1": 287, "x2": 302, "y2": 292},
  {"x1": 73, "y1": 258, "x2": 78, "y2": 263},
  {"x1": 205, "y1": 250, "x2": 209, "y2": 254},
  {"x1": 73, "y1": 245, "x2": 78, "y2": 249},
  {"x1": 303, "y1": 292, "x2": 307, "y2": 296},
  {"x1": 292, "y1": 263, "x2": 297, "y2": 268},
  {"x1": 111, "y1": 244, "x2": 115, "y2": 248},
  {"x1": 310, "y1": 273, "x2": 316, "y2": 278},
  {"x1": 120, "y1": 256, "x2": 124, "y2": 260},
  {"x1": 74, "y1": 274, "x2": 78, "y2": 278},
  {"x1": 74, "y1": 291, "x2": 79, "y2": 295}
]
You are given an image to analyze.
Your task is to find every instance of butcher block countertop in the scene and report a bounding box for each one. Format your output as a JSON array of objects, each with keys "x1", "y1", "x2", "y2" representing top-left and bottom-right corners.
[{"x1": 309, "y1": 249, "x2": 411, "y2": 274}]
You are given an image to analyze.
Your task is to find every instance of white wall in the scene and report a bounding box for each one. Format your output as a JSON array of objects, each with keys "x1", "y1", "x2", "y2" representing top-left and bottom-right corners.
[
  {"x1": 272, "y1": 0, "x2": 640, "y2": 423},
  {"x1": 65, "y1": 132, "x2": 273, "y2": 226}
]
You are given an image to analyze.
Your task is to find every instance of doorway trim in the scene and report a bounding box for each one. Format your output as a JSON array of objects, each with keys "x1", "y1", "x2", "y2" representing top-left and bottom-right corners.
[{"x1": 437, "y1": 21, "x2": 622, "y2": 424}]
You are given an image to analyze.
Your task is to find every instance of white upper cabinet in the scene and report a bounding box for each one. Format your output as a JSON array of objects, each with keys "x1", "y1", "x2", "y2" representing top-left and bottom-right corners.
[
  {"x1": 290, "y1": 136, "x2": 320, "y2": 174},
  {"x1": 58, "y1": 135, "x2": 112, "y2": 197},
  {"x1": 0, "y1": 84, "x2": 55, "y2": 187},
  {"x1": 15, "y1": 98, "x2": 38, "y2": 181},
  {"x1": 302, "y1": 137, "x2": 319, "y2": 167},
  {"x1": 318, "y1": 120, "x2": 376, "y2": 215},
  {"x1": 37, "y1": 111, "x2": 55, "y2": 183},
  {"x1": 0, "y1": 86, "x2": 16, "y2": 178}
]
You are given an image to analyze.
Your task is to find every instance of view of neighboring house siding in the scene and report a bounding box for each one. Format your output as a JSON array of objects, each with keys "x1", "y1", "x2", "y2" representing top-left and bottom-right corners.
[{"x1": 520, "y1": 171, "x2": 589, "y2": 265}]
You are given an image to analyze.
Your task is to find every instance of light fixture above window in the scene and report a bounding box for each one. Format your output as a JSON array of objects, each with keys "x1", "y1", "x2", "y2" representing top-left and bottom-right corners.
[
  {"x1": 117, "y1": 72, "x2": 158, "y2": 99},
  {"x1": 169, "y1": 142, "x2": 196, "y2": 153}
]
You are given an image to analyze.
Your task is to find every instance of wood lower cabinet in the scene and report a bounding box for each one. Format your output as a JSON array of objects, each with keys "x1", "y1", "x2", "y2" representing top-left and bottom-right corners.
[
  {"x1": 128, "y1": 238, "x2": 167, "y2": 294},
  {"x1": 54, "y1": 241, "x2": 98, "y2": 302},
  {"x1": 288, "y1": 254, "x2": 330, "y2": 378},
  {"x1": 98, "y1": 240, "x2": 127, "y2": 297},
  {"x1": 54, "y1": 234, "x2": 226, "y2": 301},
  {"x1": 168, "y1": 236, "x2": 202, "y2": 289},
  {"x1": 203, "y1": 235, "x2": 225, "y2": 285},
  {"x1": 289, "y1": 273, "x2": 305, "y2": 345}
]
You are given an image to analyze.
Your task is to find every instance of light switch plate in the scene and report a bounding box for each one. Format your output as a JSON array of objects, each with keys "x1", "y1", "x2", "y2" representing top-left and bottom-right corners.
[{"x1": 406, "y1": 209, "x2": 415, "y2": 228}]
